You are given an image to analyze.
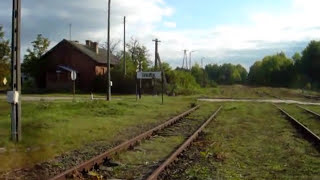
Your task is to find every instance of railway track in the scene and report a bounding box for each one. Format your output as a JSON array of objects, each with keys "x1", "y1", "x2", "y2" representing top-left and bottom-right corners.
[
  {"x1": 49, "y1": 105, "x2": 200, "y2": 180},
  {"x1": 297, "y1": 105, "x2": 320, "y2": 118},
  {"x1": 95, "y1": 106, "x2": 222, "y2": 179},
  {"x1": 274, "y1": 104, "x2": 320, "y2": 147},
  {"x1": 146, "y1": 106, "x2": 222, "y2": 180}
]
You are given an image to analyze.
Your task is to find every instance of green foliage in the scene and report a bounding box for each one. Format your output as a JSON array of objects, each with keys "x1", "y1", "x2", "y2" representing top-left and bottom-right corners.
[
  {"x1": 22, "y1": 34, "x2": 50, "y2": 88},
  {"x1": 191, "y1": 63, "x2": 208, "y2": 87},
  {"x1": 292, "y1": 52, "x2": 302, "y2": 63},
  {"x1": 111, "y1": 54, "x2": 137, "y2": 94},
  {"x1": 205, "y1": 63, "x2": 247, "y2": 85},
  {"x1": 300, "y1": 41, "x2": 320, "y2": 83},
  {"x1": 248, "y1": 53, "x2": 294, "y2": 87},
  {"x1": 167, "y1": 69, "x2": 200, "y2": 95},
  {"x1": 0, "y1": 26, "x2": 10, "y2": 89}
]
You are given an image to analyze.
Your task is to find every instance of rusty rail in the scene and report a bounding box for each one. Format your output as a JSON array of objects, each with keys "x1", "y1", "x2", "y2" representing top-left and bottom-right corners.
[
  {"x1": 146, "y1": 106, "x2": 222, "y2": 180},
  {"x1": 274, "y1": 104, "x2": 320, "y2": 145},
  {"x1": 297, "y1": 105, "x2": 320, "y2": 119},
  {"x1": 49, "y1": 105, "x2": 200, "y2": 180}
]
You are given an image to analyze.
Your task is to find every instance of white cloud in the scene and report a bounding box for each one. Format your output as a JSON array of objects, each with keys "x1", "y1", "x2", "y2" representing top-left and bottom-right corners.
[
  {"x1": 151, "y1": 0, "x2": 320, "y2": 67},
  {"x1": 163, "y1": 21, "x2": 176, "y2": 28},
  {"x1": 1, "y1": 0, "x2": 320, "y2": 68}
]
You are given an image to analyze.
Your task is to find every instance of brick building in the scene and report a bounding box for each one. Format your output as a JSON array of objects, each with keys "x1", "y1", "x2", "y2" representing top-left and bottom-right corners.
[{"x1": 42, "y1": 39, "x2": 119, "y2": 91}]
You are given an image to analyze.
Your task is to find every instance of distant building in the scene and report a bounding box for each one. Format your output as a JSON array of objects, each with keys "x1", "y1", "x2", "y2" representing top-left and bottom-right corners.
[{"x1": 42, "y1": 39, "x2": 119, "y2": 91}]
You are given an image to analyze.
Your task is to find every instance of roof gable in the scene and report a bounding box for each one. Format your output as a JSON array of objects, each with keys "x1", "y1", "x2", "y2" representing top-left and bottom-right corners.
[{"x1": 41, "y1": 39, "x2": 120, "y2": 65}]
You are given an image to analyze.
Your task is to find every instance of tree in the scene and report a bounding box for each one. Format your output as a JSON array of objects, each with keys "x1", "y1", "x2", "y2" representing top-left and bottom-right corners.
[
  {"x1": 101, "y1": 39, "x2": 121, "y2": 54},
  {"x1": 191, "y1": 63, "x2": 208, "y2": 87},
  {"x1": 22, "y1": 34, "x2": 50, "y2": 88},
  {"x1": 300, "y1": 41, "x2": 320, "y2": 83},
  {"x1": 126, "y1": 38, "x2": 150, "y2": 70},
  {"x1": 0, "y1": 26, "x2": 10, "y2": 88},
  {"x1": 292, "y1": 52, "x2": 302, "y2": 64},
  {"x1": 248, "y1": 53, "x2": 294, "y2": 87},
  {"x1": 205, "y1": 63, "x2": 247, "y2": 85},
  {"x1": 106, "y1": 38, "x2": 151, "y2": 93}
]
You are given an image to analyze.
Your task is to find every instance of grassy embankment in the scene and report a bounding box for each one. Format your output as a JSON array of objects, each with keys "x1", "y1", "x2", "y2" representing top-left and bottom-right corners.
[
  {"x1": 169, "y1": 102, "x2": 320, "y2": 179},
  {"x1": 0, "y1": 96, "x2": 195, "y2": 171}
]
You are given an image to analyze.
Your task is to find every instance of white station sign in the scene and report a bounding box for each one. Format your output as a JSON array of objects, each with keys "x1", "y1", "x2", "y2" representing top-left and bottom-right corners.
[
  {"x1": 137, "y1": 72, "x2": 162, "y2": 79},
  {"x1": 71, "y1": 71, "x2": 77, "y2": 81}
]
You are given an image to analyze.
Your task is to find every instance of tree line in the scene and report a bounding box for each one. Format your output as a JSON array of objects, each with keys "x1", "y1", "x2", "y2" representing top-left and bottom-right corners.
[
  {"x1": 1, "y1": 25, "x2": 320, "y2": 94},
  {"x1": 248, "y1": 41, "x2": 320, "y2": 90}
]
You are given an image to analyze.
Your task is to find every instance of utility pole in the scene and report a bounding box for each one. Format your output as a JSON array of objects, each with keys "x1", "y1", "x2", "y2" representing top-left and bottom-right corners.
[
  {"x1": 106, "y1": 0, "x2": 111, "y2": 101},
  {"x1": 69, "y1": 23, "x2": 72, "y2": 41},
  {"x1": 152, "y1": 38, "x2": 160, "y2": 96},
  {"x1": 153, "y1": 39, "x2": 161, "y2": 70},
  {"x1": 11, "y1": 0, "x2": 22, "y2": 142},
  {"x1": 123, "y1": 16, "x2": 126, "y2": 76},
  {"x1": 139, "y1": 57, "x2": 142, "y2": 99}
]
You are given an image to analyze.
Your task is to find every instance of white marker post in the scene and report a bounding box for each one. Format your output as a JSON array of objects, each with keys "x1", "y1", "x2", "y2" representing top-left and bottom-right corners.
[
  {"x1": 3, "y1": 77, "x2": 7, "y2": 86},
  {"x1": 71, "y1": 71, "x2": 77, "y2": 100}
]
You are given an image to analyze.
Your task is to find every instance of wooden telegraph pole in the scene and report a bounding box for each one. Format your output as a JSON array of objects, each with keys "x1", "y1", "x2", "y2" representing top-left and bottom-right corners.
[
  {"x1": 152, "y1": 39, "x2": 161, "y2": 96},
  {"x1": 69, "y1": 23, "x2": 72, "y2": 41},
  {"x1": 123, "y1": 16, "x2": 126, "y2": 76},
  {"x1": 153, "y1": 39, "x2": 161, "y2": 69},
  {"x1": 11, "y1": 0, "x2": 22, "y2": 142},
  {"x1": 107, "y1": 0, "x2": 112, "y2": 101}
]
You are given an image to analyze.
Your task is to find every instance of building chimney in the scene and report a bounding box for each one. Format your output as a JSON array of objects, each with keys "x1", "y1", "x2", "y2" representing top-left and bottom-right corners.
[
  {"x1": 93, "y1": 42, "x2": 99, "y2": 54},
  {"x1": 85, "y1": 40, "x2": 92, "y2": 47}
]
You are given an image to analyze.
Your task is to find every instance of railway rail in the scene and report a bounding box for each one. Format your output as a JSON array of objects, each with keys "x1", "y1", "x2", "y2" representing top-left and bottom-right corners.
[
  {"x1": 297, "y1": 105, "x2": 320, "y2": 119},
  {"x1": 49, "y1": 105, "x2": 200, "y2": 180},
  {"x1": 146, "y1": 106, "x2": 222, "y2": 180},
  {"x1": 274, "y1": 104, "x2": 320, "y2": 146}
]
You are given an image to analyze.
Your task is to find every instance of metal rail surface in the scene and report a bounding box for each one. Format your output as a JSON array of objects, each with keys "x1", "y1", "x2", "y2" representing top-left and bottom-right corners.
[
  {"x1": 297, "y1": 105, "x2": 320, "y2": 119},
  {"x1": 49, "y1": 105, "x2": 200, "y2": 180},
  {"x1": 275, "y1": 105, "x2": 320, "y2": 145},
  {"x1": 146, "y1": 106, "x2": 222, "y2": 180}
]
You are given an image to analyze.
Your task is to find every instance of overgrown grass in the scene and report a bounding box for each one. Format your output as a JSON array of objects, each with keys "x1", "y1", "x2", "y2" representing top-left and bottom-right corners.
[
  {"x1": 199, "y1": 85, "x2": 320, "y2": 101},
  {"x1": 0, "y1": 96, "x2": 195, "y2": 171},
  {"x1": 174, "y1": 102, "x2": 320, "y2": 179},
  {"x1": 280, "y1": 104, "x2": 320, "y2": 136}
]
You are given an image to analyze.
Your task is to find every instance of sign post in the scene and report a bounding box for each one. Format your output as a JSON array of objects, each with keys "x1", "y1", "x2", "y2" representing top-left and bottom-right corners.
[
  {"x1": 71, "y1": 71, "x2": 77, "y2": 100},
  {"x1": 137, "y1": 72, "x2": 162, "y2": 80},
  {"x1": 137, "y1": 72, "x2": 163, "y2": 104}
]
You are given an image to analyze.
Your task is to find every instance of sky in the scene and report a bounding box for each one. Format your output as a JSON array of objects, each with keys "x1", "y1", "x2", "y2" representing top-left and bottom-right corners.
[{"x1": 1, "y1": 0, "x2": 320, "y2": 70}]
